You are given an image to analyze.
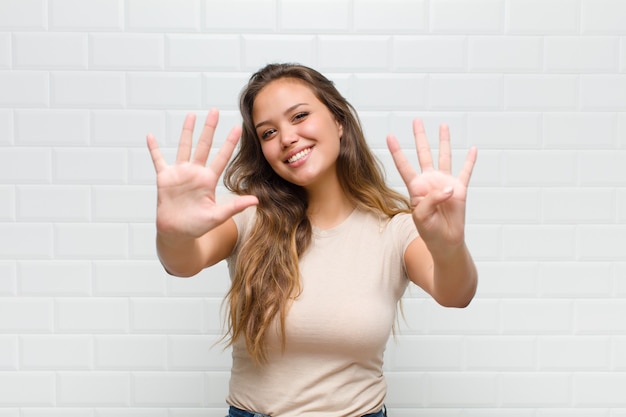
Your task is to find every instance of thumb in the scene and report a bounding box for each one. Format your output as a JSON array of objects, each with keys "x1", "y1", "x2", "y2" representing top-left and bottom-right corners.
[
  {"x1": 413, "y1": 186, "x2": 453, "y2": 220},
  {"x1": 211, "y1": 195, "x2": 259, "y2": 226},
  {"x1": 225, "y1": 195, "x2": 259, "y2": 218},
  {"x1": 232, "y1": 195, "x2": 259, "y2": 211}
]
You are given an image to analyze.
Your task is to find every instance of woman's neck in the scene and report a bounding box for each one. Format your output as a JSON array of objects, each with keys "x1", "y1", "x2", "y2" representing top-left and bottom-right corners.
[{"x1": 305, "y1": 179, "x2": 355, "y2": 230}]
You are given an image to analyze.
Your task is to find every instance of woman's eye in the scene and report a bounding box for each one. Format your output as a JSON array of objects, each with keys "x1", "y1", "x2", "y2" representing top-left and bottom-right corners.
[
  {"x1": 261, "y1": 128, "x2": 276, "y2": 140},
  {"x1": 293, "y1": 112, "x2": 308, "y2": 122}
]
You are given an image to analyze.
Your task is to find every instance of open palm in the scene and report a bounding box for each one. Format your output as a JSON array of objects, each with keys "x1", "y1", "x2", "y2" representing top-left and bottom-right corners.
[
  {"x1": 146, "y1": 109, "x2": 258, "y2": 240},
  {"x1": 387, "y1": 118, "x2": 477, "y2": 254}
]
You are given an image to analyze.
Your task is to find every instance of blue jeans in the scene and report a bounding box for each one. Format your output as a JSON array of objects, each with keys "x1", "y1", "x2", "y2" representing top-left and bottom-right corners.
[{"x1": 227, "y1": 405, "x2": 387, "y2": 417}]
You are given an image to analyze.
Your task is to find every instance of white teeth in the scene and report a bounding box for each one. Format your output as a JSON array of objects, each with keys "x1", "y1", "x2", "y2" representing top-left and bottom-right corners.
[{"x1": 287, "y1": 148, "x2": 311, "y2": 163}]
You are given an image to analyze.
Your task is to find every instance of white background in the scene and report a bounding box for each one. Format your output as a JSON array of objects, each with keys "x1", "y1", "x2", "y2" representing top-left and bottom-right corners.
[{"x1": 1, "y1": 0, "x2": 626, "y2": 415}]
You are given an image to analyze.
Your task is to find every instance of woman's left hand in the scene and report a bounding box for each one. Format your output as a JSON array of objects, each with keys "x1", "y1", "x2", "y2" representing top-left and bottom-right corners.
[{"x1": 387, "y1": 118, "x2": 477, "y2": 257}]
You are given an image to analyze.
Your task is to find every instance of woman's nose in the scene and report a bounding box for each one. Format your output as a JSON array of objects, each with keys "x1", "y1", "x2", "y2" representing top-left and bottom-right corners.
[{"x1": 280, "y1": 127, "x2": 298, "y2": 148}]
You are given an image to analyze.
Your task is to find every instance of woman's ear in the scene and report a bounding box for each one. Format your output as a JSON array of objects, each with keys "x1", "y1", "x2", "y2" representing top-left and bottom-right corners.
[{"x1": 336, "y1": 121, "x2": 343, "y2": 139}]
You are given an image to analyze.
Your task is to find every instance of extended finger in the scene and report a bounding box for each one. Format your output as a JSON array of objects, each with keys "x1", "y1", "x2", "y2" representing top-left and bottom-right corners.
[
  {"x1": 192, "y1": 109, "x2": 219, "y2": 166},
  {"x1": 413, "y1": 118, "x2": 434, "y2": 172},
  {"x1": 387, "y1": 134, "x2": 418, "y2": 186},
  {"x1": 176, "y1": 113, "x2": 196, "y2": 164},
  {"x1": 208, "y1": 125, "x2": 243, "y2": 177},
  {"x1": 211, "y1": 195, "x2": 259, "y2": 225},
  {"x1": 146, "y1": 134, "x2": 167, "y2": 173},
  {"x1": 438, "y1": 124, "x2": 451, "y2": 174},
  {"x1": 458, "y1": 146, "x2": 478, "y2": 187}
]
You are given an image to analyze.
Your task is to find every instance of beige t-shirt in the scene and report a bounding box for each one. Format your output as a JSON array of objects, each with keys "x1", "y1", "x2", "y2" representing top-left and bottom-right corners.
[{"x1": 226, "y1": 206, "x2": 418, "y2": 417}]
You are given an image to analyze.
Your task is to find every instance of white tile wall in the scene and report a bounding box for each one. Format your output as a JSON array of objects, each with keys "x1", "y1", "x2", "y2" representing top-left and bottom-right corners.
[
  {"x1": 0, "y1": 34, "x2": 11, "y2": 70},
  {"x1": 280, "y1": 0, "x2": 351, "y2": 32},
  {"x1": 20, "y1": 334, "x2": 92, "y2": 369},
  {"x1": 90, "y1": 34, "x2": 164, "y2": 70},
  {"x1": 0, "y1": 110, "x2": 12, "y2": 145},
  {"x1": 57, "y1": 372, "x2": 131, "y2": 406},
  {"x1": 125, "y1": 0, "x2": 202, "y2": 32},
  {"x1": 504, "y1": 75, "x2": 579, "y2": 110},
  {"x1": 95, "y1": 335, "x2": 167, "y2": 370},
  {"x1": 0, "y1": 186, "x2": 15, "y2": 221},
  {"x1": 353, "y1": 0, "x2": 427, "y2": 33},
  {"x1": 13, "y1": 33, "x2": 88, "y2": 69},
  {"x1": 544, "y1": 37, "x2": 619, "y2": 73},
  {"x1": 0, "y1": 373, "x2": 56, "y2": 406},
  {"x1": 0, "y1": 0, "x2": 47, "y2": 30},
  {"x1": 430, "y1": 0, "x2": 504, "y2": 34},
  {"x1": 18, "y1": 260, "x2": 92, "y2": 295},
  {"x1": 15, "y1": 110, "x2": 90, "y2": 146},
  {"x1": 469, "y1": 36, "x2": 542, "y2": 72},
  {"x1": 319, "y1": 35, "x2": 390, "y2": 71},
  {"x1": 1, "y1": 0, "x2": 626, "y2": 415},
  {"x1": 203, "y1": 0, "x2": 276, "y2": 32},
  {"x1": 506, "y1": 0, "x2": 579, "y2": 35},
  {"x1": 51, "y1": 72, "x2": 125, "y2": 108},
  {"x1": 394, "y1": 36, "x2": 466, "y2": 72},
  {"x1": 0, "y1": 72, "x2": 49, "y2": 107},
  {"x1": 49, "y1": 0, "x2": 123, "y2": 31},
  {"x1": 581, "y1": 0, "x2": 626, "y2": 35},
  {"x1": 132, "y1": 372, "x2": 205, "y2": 406}
]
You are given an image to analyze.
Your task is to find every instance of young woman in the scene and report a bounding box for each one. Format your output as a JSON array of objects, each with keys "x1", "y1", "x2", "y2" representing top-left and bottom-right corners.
[{"x1": 146, "y1": 63, "x2": 478, "y2": 417}]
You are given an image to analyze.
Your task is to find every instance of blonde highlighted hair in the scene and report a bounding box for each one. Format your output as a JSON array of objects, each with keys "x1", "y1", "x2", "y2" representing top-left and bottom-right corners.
[{"x1": 223, "y1": 63, "x2": 410, "y2": 364}]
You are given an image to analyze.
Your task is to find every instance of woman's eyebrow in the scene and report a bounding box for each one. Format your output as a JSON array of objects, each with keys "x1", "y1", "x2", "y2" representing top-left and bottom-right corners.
[{"x1": 254, "y1": 103, "x2": 308, "y2": 129}]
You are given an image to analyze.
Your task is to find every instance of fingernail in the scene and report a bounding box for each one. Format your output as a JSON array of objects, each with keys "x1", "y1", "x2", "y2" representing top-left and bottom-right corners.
[{"x1": 443, "y1": 186, "x2": 453, "y2": 194}]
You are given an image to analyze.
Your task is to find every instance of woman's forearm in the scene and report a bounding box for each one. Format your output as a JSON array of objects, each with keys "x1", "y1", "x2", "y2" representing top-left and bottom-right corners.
[
  {"x1": 431, "y1": 243, "x2": 477, "y2": 308},
  {"x1": 156, "y1": 233, "x2": 208, "y2": 277}
]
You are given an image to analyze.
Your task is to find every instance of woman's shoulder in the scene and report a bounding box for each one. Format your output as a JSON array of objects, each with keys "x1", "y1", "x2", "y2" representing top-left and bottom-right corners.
[
  {"x1": 349, "y1": 208, "x2": 416, "y2": 242},
  {"x1": 372, "y1": 210, "x2": 418, "y2": 247},
  {"x1": 355, "y1": 207, "x2": 413, "y2": 227}
]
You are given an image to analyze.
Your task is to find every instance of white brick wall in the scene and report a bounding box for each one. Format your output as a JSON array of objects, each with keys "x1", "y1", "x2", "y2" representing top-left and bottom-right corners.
[{"x1": 1, "y1": 0, "x2": 625, "y2": 415}]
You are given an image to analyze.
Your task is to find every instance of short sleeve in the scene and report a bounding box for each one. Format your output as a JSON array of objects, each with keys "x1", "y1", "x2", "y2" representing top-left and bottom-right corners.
[
  {"x1": 390, "y1": 213, "x2": 419, "y2": 255},
  {"x1": 388, "y1": 212, "x2": 419, "y2": 284},
  {"x1": 218, "y1": 193, "x2": 256, "y2": 279}
]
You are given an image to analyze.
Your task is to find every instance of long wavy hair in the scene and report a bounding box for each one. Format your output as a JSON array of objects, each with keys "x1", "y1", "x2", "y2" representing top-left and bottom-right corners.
[{"x1": 223, "y1": 63, "x2": 411, "y2": 364}]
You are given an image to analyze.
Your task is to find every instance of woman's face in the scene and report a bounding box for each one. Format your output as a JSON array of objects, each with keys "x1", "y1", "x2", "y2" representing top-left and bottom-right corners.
[{"x1": 251, "y1": 78, "x2": 343, "y2": 190}]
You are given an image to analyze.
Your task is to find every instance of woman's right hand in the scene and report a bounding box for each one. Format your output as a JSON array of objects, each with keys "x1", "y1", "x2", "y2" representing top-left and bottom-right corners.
[{"x1": 146, "y1": 109, "x2": 259, "y2": 243}]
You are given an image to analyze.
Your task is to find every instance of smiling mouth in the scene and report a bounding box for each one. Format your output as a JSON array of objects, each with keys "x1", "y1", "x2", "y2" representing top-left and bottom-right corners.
[{"x1": 285, "y1": 147, "x2": 312, "y2": 164}]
